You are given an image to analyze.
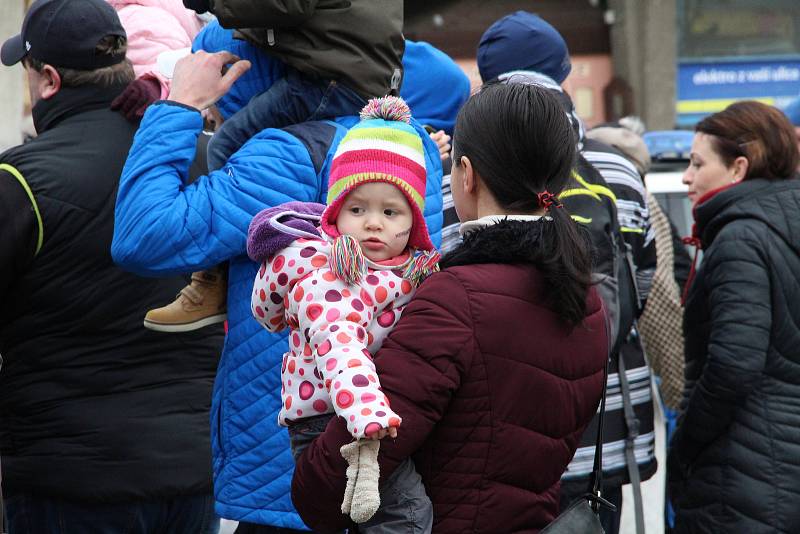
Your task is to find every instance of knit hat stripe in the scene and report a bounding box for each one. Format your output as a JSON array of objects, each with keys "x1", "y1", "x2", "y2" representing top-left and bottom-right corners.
[
  {"x1": 327, "y1": 173, "x2": 425, "y2": 211},
  {"x1": 331, "y1": 149, "x2": 426, "y2": 183},
  {"x1": 341, "y1": 127, "x2": 424, "y2": 152},
  {"x1": 333, "y1": 138, "x2": 426, "y2": 168},
  {"x1": 328, "y1": 162, "x2": 427, "y2": 211}
]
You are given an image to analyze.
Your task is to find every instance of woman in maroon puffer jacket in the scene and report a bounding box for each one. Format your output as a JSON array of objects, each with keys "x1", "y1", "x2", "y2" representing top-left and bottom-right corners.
[{"x1": 291, "y1": 83, "x2": 609, "y2": 533}]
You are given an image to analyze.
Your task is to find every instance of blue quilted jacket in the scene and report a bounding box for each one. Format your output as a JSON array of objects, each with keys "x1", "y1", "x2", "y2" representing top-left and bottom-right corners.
[{"x1": 112, "y1": 95, "x2": 442, "y2": 532}]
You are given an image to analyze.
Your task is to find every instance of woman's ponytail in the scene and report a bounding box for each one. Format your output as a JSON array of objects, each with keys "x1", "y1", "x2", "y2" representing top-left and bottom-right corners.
[{"x1": 536, "y1": 204, "x2": 593, "y2": 328}]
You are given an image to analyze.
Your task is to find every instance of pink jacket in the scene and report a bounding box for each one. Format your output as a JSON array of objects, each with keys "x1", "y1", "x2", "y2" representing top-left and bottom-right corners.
[
  {"x1": 107, "y1": 0, "x2": 202, "y2": 97},
  {"x1": 251, "y1": 237, "x2": 416, "y2": 439}
]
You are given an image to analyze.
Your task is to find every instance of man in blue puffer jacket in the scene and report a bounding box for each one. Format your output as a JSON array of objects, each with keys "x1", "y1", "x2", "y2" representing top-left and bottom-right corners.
[
  {"x1": 111, "y1": 21, "x2": 442, "y2": 531},
  {"x1": 400, "y1": 40, "x2": 470, "y2": 138}
]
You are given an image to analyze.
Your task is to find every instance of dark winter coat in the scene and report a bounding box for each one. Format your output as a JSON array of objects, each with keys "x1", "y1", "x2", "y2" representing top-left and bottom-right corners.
[
  {"x1": 291, "y1": 220, "x2": 609, "y2": 533},
  {"x1": 0, "y1": 83, "x2": 223, "y2": 502},
  {"x1": 210, "y1": 0, "x2": 404, "y2": 99},
  {"x1": 670, "y1": 178, "x2": 800, "y2": 533}
]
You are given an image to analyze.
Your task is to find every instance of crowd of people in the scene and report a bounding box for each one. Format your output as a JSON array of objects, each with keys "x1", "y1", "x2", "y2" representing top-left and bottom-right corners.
[{"x1": 2, "y1": 0, "x2": 800, "y2": 533}]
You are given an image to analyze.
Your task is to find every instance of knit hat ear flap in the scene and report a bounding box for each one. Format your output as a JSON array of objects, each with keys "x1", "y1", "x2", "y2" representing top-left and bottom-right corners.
[
  {"x1": 320, "y1": 96, "x2": 436, "y2": 253},
  {"x1": 403, "y1": 249, "x2": 441, "y2": 287}
]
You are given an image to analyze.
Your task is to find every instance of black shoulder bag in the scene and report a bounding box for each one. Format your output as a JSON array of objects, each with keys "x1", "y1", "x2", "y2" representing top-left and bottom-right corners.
[{"x1": 541, "y1": 355, "x2": 616, "y2": 533}]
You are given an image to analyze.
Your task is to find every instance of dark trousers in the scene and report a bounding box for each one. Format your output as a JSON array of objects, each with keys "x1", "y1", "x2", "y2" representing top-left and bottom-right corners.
[
  {"x1": 285, "y1": 415, "x2": 432, "y2": 534},
  {"x1": 560, "y1": 484, "x2": 623, "y2": 534},
  {"x1": 4, "y1": 493, "x2": 218, "y2": 534},
  {"x1": 207, "y1": 68, "x2": 367, "y2": 171}
]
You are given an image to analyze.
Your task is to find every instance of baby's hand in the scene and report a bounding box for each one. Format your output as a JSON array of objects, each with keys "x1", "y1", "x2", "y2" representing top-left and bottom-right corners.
[
  {"x1": 366, "y1": 426, "x2": 398, "y2": 440},
  {"x1": 429, "y1": 130, "x2": 451, "y2": 162}
]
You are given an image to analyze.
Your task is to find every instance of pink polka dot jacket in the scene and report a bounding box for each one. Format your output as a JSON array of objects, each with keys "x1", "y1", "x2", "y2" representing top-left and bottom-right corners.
[{"x1": 252, "y1": 236, "x2": 417, "y2": 438}]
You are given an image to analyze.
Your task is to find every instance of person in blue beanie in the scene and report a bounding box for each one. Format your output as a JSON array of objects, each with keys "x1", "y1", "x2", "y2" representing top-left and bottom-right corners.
[
  {"x1": 401, "y1": 41, "x2": 470, "y2": 137},
  {"x1": 401, "y1": 40, "x2": 471, "y2": 253},
  {"x1": 476, "y1": 11, "x2": 658, "y2": 534},
  {"x1": 478, "y1": 10, "x2": 571, "y2": 85}
]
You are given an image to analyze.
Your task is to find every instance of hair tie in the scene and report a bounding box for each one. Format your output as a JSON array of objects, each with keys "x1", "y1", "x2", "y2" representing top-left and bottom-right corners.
[{"x1": 537, "y1": 191, "x2": 561, "y2": 212}]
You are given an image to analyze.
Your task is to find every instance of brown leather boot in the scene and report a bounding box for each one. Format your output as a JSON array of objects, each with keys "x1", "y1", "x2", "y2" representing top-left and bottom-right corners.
[{"x1": 144, "y1": 268, "x2": 227, "y2": 332}]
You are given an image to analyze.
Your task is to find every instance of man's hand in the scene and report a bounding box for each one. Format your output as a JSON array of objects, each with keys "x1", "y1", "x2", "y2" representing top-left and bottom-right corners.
[
  {"x1": 429, "y1": 130, "x2": 451, "y2": 162},
  {"x1": 168, "y1": 51, "x2": 251, "y2": 111}
]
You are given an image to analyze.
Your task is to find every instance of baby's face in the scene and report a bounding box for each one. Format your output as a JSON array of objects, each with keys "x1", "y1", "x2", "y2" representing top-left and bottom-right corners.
[{"x1": 336, "y1": 182, "x2": 413, "y2": 262}]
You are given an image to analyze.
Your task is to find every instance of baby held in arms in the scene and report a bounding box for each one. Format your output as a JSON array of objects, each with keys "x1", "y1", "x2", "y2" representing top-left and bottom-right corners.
[{"x1": 248, "y1": 97, "x2": 437, "y2": 531}]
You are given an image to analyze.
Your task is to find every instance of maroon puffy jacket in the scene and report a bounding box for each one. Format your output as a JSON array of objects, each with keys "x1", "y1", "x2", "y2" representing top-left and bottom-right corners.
[{"x1": 292, "y1": 221, "x2": 608, "y2": 533}]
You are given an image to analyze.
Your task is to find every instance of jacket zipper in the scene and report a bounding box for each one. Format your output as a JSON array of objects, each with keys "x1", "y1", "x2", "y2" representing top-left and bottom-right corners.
[{"x1": 267, "y1": 29, "x2": 275, "y2": 46}]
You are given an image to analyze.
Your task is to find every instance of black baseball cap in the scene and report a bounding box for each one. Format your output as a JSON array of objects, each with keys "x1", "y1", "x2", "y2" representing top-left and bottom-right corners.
[{"x1": 1, "y1": 0, "x2": 127, "y2": 70}]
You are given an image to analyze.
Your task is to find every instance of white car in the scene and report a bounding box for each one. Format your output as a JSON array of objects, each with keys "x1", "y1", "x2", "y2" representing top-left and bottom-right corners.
[
  {"x1": 645, "y1": 168, "x2": 691, "y2": 239},
  {"x1": 643, "y1": 131, "x2": 693, "y2": 239}
]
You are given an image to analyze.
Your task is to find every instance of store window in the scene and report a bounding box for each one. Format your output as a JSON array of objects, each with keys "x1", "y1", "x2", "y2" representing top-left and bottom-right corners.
[{"x1": 679, "y1": 0, "x2": 800, "y2": 59}]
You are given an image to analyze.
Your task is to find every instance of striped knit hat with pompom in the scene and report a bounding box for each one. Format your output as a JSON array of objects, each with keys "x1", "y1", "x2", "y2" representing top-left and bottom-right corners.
[{"x1": 320, "y1": 96, "x2": 435, "y2": 253}]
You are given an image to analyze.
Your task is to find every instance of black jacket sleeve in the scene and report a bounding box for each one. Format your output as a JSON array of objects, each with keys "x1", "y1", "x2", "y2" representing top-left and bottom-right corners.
[
  {"x1": 0, "y1": 168, "x2": 38, "y2": 302},
  {"x1": 673, "y1": 224, "x2": 771, "y2": 466}
]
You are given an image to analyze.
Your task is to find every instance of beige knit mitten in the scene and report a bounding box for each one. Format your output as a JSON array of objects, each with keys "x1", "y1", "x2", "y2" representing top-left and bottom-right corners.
[
  {"x1": 339, "y1": 439, "x2": 381, "y2": 523},
  {"x1": 340, "y1": 441, "x2": 359, "y2": 516}
]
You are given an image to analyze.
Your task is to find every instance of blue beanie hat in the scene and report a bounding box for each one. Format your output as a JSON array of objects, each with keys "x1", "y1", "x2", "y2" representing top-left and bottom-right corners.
[
  {"x1": 477, "y1": 11, "x2": 571, "y2": 84},
  {"x1": 782, "y1": 97, "x2": 800, "y2": 127},
  {"x1": 400, "y1": 40, "x2": 471, "y2": 136}
]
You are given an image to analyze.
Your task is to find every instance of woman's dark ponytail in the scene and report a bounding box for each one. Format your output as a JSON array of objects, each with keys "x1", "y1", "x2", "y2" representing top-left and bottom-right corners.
[
  {"x1": 451, "y1": 83, "x2": 593, "y2": 327},
  {"x1": 536, "y1": 204, "x2": 593, "y2": 327}
]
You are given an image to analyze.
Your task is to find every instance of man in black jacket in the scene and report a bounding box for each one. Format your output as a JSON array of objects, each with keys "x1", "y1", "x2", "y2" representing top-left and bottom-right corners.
[{"x1": 0, "y1": 0, "x2": 223, "y2": 531}]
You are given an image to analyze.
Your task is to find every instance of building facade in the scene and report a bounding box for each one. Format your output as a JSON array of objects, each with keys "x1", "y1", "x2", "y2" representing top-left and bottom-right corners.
[{"x1": 675, "y1": 0, "x2": 800, "y2": 127}]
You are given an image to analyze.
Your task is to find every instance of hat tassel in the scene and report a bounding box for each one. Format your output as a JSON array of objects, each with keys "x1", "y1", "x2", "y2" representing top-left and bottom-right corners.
[
  {"x1": 403, "y1": 250, "x2": 441, "y2": 287},
  {"x1": 330, "y1": 235, "x2": 368, "y2": 286}
]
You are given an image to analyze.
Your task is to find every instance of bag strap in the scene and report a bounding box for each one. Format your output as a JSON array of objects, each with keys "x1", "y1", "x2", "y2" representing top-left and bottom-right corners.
[
  {"x1": 586, "y1": 314, "x2": 615, "y2": 514},
  {"x1": 617, "y1": 237, "x2": 646, "y2": 533},
  {"x1": 0, "y1": 164, "x2": 44, "y2": 256},
  {"x1": 1, "y1": 456, "x2": 5, "y2": 534},
  {"x1": 588, "y1": 353, "x2": 609, "y2": 506},
  {"x1": 618, "y1": 338, "x2": 645, "y2": 534},
  {"x1": 0, "y1": 352, "x2": 4, "y2": 534}
]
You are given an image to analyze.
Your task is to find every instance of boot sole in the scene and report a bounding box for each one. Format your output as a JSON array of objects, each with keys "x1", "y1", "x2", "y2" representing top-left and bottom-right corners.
[{"x1": 143, "y1": 313, "x2": 227, "y2": 333}]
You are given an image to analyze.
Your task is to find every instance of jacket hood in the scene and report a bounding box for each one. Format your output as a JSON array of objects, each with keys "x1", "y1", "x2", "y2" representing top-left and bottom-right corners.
[
  {"x1": 400, "y1": 41, "x2": 470, "y2": 136},
  {"x1": 695, "y1": 177, "x2": 800, "y2": 255},
  {"x1": 443, "y1": 218, "x2": 551, "y2": 268}
]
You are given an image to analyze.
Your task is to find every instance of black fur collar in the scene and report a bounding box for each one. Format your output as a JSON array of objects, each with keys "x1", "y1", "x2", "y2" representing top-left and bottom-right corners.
[{"x1": 441, "y1": 219, "x2": 549, "y2": 269}]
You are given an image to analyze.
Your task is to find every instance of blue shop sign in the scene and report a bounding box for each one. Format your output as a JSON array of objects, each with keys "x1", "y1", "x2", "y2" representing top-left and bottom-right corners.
[{"x1": 677, "y1": 59, "x2": 800, "y2": 127}]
